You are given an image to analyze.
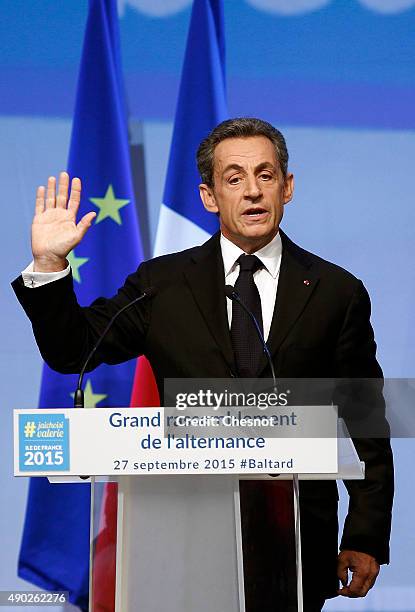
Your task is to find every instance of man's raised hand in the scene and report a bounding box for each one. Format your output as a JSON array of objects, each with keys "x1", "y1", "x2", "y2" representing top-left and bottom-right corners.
[{"x1": 32, "y1": 172, "x2": 96, "y2": 272}]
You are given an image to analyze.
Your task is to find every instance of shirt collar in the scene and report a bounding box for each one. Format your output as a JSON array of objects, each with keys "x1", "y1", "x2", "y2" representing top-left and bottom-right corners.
[{"x1": 220, "y1": 232, "x2": 282, "y2": 279}]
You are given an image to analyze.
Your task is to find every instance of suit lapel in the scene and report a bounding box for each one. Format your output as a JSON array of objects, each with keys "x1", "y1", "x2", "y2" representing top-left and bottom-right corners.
[
  {"x1": 259, "y1": 231, "x2": 320, "y2": 374},
  {"x1": 183, "y1": 230, "x2": 319, "y2": 376},
  {"x1": 183, "y1": 233, "x2": 235, "y2": 372}
]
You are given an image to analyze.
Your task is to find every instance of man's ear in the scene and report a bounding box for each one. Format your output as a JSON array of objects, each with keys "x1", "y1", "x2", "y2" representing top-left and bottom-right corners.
[
  {"x1": 283, "y1": 173, "x2": 294, "y2": 205},
  {"x1": 199, "y1": 184, "x2": 219, "y2": 214}
]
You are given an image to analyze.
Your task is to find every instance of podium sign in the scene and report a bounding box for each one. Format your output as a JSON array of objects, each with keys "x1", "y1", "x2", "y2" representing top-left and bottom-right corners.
[
  {"x1": 13, "y1": 407, "x2": 363, "y2": 612},
  {"x1": 14, "y1": 407, "x2": 337, "y2": 477}
]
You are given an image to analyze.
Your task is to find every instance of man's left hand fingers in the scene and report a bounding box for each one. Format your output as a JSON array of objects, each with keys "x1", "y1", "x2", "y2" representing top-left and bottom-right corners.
[
  {"x1": 337, "y1": 550, "x2": 380, "y2": 598},
  {"x1": 338, "y1": 570, "x2": 369, "y2": 597},
  {"x1": 338, "y1": 568, "x2": 378, "y2": 597}
]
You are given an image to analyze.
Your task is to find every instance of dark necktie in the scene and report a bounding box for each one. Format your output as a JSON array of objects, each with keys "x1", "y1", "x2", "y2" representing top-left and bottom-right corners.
[{"x1": 231, "y1": 254, "x2": 264, "y2": 377}]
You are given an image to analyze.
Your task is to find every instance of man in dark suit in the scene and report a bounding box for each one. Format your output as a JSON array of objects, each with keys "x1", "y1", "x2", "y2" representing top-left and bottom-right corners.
[{"x1": 13, "y1": 118, "x2": 393, "y2": 610}]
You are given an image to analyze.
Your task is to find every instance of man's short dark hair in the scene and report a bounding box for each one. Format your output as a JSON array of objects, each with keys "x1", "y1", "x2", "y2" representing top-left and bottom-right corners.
[{"x1": 196, "y1": 117, "x2": 289, "y2": 188}]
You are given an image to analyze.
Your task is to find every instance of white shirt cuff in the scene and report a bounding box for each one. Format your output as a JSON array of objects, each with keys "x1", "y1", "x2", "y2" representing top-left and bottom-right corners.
[{"x1": 22, "y1": 261, "x2": 71, "y2": 288}]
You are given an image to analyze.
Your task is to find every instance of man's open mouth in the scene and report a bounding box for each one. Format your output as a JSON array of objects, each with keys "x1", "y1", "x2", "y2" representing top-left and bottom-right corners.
[{"x1": 243, "y1": 207, "x2": 268, "y2": 217}]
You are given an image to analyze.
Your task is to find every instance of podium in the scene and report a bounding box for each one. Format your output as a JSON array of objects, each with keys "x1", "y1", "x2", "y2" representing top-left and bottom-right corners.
[
  {"x1": 14, "y1": 408, "x2": 364, "y2": 612},
  {"x1": 89, "y1": 423, "x2": 363, "y2": 611}
]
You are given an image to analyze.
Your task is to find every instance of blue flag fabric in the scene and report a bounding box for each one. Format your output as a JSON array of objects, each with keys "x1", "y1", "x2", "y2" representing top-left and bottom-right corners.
[
  {"x1": 155, "y1": 0, "x2": 228, "y2": 256},
  {"x1": 18, "y1": 1, "x2": 143, "y2": 608}
]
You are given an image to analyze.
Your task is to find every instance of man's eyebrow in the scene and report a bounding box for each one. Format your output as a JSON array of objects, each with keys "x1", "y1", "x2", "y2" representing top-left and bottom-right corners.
[
  {"x1": 255, "y1": 161, "x2": 277, "y2": 172},
  {"x1": 221, "y1": 163, "x2": 245, "y2": 175},
  {"x1": 221, "y1": 161, "x2": 277, "y2": 175}
]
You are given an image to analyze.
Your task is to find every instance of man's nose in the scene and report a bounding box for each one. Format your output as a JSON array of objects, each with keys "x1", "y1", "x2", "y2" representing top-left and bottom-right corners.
[{"x1": 244, "y1": 176, "x2": 262, "y2": 200}]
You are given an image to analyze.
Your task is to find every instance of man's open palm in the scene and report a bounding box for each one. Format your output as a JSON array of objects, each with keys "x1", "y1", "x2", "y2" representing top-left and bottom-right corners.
[{"x1": 32, "y1": 172, "x2": 96, "y2": 272}]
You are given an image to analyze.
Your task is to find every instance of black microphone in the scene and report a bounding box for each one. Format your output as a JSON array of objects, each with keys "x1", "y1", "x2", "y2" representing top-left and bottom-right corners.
[
  {"x1": 73, "y1": 286, "x2": 157, "y2": 408},
  {"x1": 225, "y1": 284, "x2": 277, "y2": 392}
]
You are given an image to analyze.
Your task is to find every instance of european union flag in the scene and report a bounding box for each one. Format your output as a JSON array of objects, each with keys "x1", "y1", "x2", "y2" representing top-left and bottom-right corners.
[{"x1": 18, "y1": 1, "x2": 143, "y2": 608}]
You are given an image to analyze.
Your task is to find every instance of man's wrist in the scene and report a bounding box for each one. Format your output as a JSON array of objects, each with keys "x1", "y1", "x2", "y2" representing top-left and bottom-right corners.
[{"x1": 33, "y1": 256, "x2": 68, "y2": 273}]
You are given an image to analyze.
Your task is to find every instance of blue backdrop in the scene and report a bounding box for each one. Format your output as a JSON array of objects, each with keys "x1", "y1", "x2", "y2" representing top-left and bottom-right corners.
[{"x1": 1, "y1": 1, "x2": 414, "y2": 610}]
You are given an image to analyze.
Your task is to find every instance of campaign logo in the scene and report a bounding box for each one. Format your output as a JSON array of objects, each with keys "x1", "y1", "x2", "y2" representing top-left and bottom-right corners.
[{"x1": 19, "y1": 413, "x2": 70, "y2": 472}]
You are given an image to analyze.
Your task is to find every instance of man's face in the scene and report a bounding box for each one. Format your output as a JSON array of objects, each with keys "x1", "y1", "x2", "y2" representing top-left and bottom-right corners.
[{"x1": 199, "y1": 136, "x2": 294, "y2": 253}]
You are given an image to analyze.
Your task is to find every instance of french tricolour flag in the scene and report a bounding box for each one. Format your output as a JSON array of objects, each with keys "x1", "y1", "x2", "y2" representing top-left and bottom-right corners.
[{"x1": 154, "y1": 0, "x2": 228, "y2": 257}]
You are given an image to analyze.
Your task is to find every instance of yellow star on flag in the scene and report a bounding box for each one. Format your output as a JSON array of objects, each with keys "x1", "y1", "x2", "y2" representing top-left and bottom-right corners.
[
  {"x1": 67, "y1": 250, "x2": 89, "y2": 283},
  {"x1": 71, "y1": 379, "x2": 107, "y2": 408},
  {"x1": 89, "y1": 184, "x2": 130, "y2": 225}
]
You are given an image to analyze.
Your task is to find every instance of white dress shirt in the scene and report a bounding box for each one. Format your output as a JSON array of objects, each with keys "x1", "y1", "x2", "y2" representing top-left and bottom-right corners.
[
  {"x1": 22, "y1": 261, "x2": 70, "y2": 288},
  {"x1": 22, "y1": 232, "x2": 282, "y2": 341},
  {"x1": 220, "y1": 232, "x2": 282, "y2": 341}
]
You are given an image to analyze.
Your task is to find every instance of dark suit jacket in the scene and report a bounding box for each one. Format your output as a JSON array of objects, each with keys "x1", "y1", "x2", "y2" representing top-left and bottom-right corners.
[{"x1": 13, "y1": 230, "x2": 394, "y2": 599}]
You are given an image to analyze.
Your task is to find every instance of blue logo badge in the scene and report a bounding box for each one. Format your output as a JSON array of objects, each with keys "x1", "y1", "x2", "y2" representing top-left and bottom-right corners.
[{"x1": 19, "y1": 413, "x2": 70, "y2": 471}]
